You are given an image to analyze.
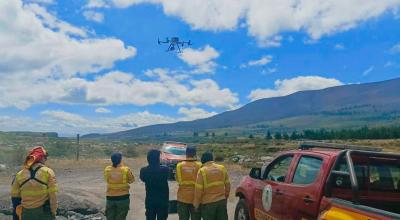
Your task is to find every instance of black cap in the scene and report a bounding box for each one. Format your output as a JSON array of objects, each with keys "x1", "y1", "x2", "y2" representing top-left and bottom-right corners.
[
  {"x1": 201, "y1": 151, "x2": 213, "y2": 164},
  {"x1": 111, "y1": 152, "x2": 122, "y2": 167},
  {"x1": 186, "y1": 146, "x2": 197, "y2": 157}
]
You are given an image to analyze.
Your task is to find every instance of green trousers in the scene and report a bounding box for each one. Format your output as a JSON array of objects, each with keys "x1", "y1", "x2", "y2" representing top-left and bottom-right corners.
[
  {"x1": 200, "y1": 199, "x2": 228, "y2": 220},
  {"x1": 21, "y1": 206, "x2": 55, "y2": 220},
  {"x1": 106, "y1": 198, "x2": 130, "y2": 220},
  {"x1": 177, "y1": 201, "x2": 201, "y2": 220}
]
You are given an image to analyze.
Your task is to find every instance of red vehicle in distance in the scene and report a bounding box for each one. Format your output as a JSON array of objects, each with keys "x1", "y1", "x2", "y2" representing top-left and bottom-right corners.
[
  {"x1": 234, "y1": 142, "x2": 400, "y2": 220},
  {"x1": 160, "y1": 141, "x2": 188, "y2": 180}
]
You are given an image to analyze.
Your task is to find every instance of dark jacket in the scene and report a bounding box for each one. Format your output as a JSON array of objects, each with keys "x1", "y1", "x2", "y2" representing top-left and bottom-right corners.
[{"x1": 140, "y1": 150, "x2": 169, "y2": 208}]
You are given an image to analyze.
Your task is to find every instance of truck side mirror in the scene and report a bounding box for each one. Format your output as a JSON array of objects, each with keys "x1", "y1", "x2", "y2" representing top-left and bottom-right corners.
[{"x1": 250, "y1": 167, "x2": 261, "y2": 179}]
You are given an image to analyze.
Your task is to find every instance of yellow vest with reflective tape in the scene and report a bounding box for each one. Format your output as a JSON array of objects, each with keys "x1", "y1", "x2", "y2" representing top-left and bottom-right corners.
[
  {"x1": 193, "y1": 162, "x2": 230, "y2": 206},
  {"x1": 104, "y1": 166, "x2": 130, "y2": 190},
  {"x1": 176, "y1": 161, "x2": 202, "y2": 186},
  {"x1": 15, "y1": 166, "x2": 56, "y2": 197},
  {"x1": 196, "y1": 163, "x2": 229, "y2": 190},
  {"x1": 176, "y1": 160, "x2": 202, "y2": 203}
]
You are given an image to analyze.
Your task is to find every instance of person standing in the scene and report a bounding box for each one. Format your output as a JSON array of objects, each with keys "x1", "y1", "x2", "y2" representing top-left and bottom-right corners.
[
  {"x1": 104, "y1": 152, "x2": 135, "y2": 220},
  {"x1": 176, "y1": 146, "x2": 201, "y2": 220},
  {"x1": 11, "y1": 146, "x2": 58, "y2": 220},
  {"x1": 140, "y1": 149, "x2": 169, "y2": 220},
  {"x1": 193, "y1": 152, "x2": 230, "y2": 220}
]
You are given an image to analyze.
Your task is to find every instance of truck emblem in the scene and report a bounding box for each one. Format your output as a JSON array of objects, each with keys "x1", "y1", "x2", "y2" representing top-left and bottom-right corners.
[{"x1": 262, "y1": 185, "x2": 273, "y2": 211}]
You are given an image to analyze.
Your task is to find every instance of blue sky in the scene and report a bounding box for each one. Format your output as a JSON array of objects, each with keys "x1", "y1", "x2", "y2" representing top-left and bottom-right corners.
[{"x1": 0, "y1": 0, "x2": 400, "y2": 136}]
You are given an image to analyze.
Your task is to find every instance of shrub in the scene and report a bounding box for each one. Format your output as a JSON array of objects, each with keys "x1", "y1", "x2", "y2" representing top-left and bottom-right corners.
[
  {"x1": 215, "y1": 154, "x2": 225, "y2": 162},
  {"x1": 103, "y1": 148, "x2": 113, "y2": 157},
  {"x1": 125, "y1": 147, "x2": 138, "y2": 158}
]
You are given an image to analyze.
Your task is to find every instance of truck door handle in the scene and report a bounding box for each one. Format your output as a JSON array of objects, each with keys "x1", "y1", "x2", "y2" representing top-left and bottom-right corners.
[
  {"x1": 275, "y1": 189, "x2": 284, "y2": 196},
  {"x1": 303, "y1": 196, "x2": 314, "y2": 204}
]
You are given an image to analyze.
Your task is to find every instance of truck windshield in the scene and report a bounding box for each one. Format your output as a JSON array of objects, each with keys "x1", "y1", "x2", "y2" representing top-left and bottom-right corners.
[{"x1": 163, "y1": 146, "x2": 186, "y2": 155}]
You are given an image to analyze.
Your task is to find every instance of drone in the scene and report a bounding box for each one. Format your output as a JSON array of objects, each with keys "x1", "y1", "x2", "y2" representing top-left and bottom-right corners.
[{"x1": 158, "y1": 37, "x2": 192, "y2": 53}]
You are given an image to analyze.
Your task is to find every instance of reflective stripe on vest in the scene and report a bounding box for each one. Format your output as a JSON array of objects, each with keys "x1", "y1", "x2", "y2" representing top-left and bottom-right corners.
[
  {"x1": 106, "y1": 166, "x2": 129, "y2": 189},
  {"x1": 20, "y1": 186, "x2": 58, "y2": 197},
  {"x1": 176, "y1": 161, "x2": 201, "y2": 186},
  {"x1": 198, "y1": 164, "x2": 229, "y2": 189}
]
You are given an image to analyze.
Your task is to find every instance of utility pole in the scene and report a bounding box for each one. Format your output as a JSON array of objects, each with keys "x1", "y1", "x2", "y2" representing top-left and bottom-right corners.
[{"x1": 76, "y1": 134, "x2": 80, "y2": 161}]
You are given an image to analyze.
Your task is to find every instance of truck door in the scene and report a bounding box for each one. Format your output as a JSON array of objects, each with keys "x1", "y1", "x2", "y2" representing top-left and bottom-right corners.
[
  {"x1": 282, "y1": 155, "x2": 325, "y2": 220},
  {"x1": 253, "y1": 154, "x2": 294, "y2": 220}
]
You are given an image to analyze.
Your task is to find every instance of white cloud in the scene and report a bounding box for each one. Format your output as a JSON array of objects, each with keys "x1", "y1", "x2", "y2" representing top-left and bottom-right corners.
[
  {"x1": 0, "y1": 65, "x2": 238, "y2": 109},
  {"x1": 0, "y1": 0, "x2": 137, "y2": 109},
  {"x1": 0, "y1": 106, "x2": 221, "y2": 135},
  {"x1": 41, "y1": 110, "x2": 87, "y2": 124},
  {"x1": 178, "y1": 107, "x2": 217, "y2": 121},
  {"x1": 334, "y1": 44, "x2": 345, "y2": 50},
  {"x1": 259, "y1": 35, "x2": 282, "y2": 48},
  {"x1": 178, "y1": 45, "x2": 220, "y2": 74},
  {"x1": 95, "y1": 107, "x2": 111, "y2": 113},
  {"x1": 86, "y1": 0, "x2": 146, "y2": 8},
  {"x1": 245, "y1": 0, "x2": 400, "y2": 42},
  {"x1": 25, "y1": 0, "x2": 54, "y2": 4},
  {"x1": 87, "y1": 0, "x2": 400, "y2": 45},
  {"x1": 362, "y1": 66, "x2": 375, "y2": 76},
  {"x1": 86, "y1": 0, "x2": 109, "y2": 8},
  {"x1": 248, "y1": 76, "x2": 343, "y2": 101},
  {"x1": 384, "y1": 61, "x2": 394, "y2": 67},
  {"x1": 0, "y1": 1, "x2": 136, "y2": 78},
  {"x1": 26, "y1": 4, "x2": 88, "y2": 37},
  {"x1": 248, "y1": 55, "x2": 272, "y2": 66},
  {"x1": 86, "y1": 70, "x2": 238, "y2": 108},
  {"x1": 242, "y1": 55, "x2": 272, "y2": 68},
  {"x1": 83, "y1": 10, "x2": 104, "y2": 23},
  {"x1": 390, "y1": 43, "x2": 400, "y2": 54},
  {"x1": 36, "y1": 110, "x2": 175, "y2": 135},
  {"x1": 1, "y1": 107, "x2": 220, "y2": 135}
]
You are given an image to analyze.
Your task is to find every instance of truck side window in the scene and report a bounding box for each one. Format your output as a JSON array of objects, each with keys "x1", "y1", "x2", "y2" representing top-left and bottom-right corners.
[
  {"x1": 332, "y1": 156, "x2": 399, "y2": 192},
  {"x1": 292, "y1": 156, "x2": 322, "y2": 185},
  {"x1": 263, "y1": 155, "x2": 293, "y2": 182}
]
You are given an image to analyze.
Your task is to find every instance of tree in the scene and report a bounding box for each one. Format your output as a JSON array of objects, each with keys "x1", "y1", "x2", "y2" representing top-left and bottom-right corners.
[
  {"x1": 290, "y1": 131, "x2": 299, "y2": 140},
  {"x1": 212, "y1": 132, "x2": 216, "y2": 137},
  {"x1": 265, "y1": 131, "x2": 272, "y2": 140},
  {"x1": 205, "y1": 132, "x2": 209, "y2": 137},
  {"x1": 248, "y1": 134, "x2": 254, "y2": 139},
  {"x1": 193, "y1": 132, "x2": 199, "y2": 137},
  {"x1": 274, "y1": 132, "x2": 282, "y2": 140},
  {"x1": 283, "y1": 132, "x2": 290, "y2": 140},
  {"x1": 224, "y1": 132, "x2": 228, "y2": 137}
]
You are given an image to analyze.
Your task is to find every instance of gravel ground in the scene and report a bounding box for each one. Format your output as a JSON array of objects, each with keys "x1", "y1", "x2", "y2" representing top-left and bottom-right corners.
[{"x1": 0, "y1": 158, "x2": 247, "y2": 220}]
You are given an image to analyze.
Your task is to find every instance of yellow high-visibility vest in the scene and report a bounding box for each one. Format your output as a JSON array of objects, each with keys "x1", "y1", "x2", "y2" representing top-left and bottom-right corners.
[
  {"x1": 104, "y1": 166, "x2": 130, "y2": 190},
  {"x1": 195, "y1": 163, "x2": 229, "y2": 190},
  {"x1": 15, "y1": 166, "x2": 57, "y2": 197},
  {"x1": 176, "y1": 161, "x2": 202, "y2": 186},
  {"x1": 176, "y1": 160, "x2": 202, "y2": 203}
]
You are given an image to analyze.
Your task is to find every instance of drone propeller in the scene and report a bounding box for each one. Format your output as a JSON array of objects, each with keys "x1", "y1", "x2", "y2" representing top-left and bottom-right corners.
[{"x1": 158, "y1": 38, "x2": 161, "y2": 45}]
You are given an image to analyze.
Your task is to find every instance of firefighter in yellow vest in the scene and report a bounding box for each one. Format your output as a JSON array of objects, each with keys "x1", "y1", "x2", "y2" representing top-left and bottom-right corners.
[
  {"x1": 176, "y1": 146, "x2": 202, "y2": 220},
  {"x1": 193, "y1": 152, "x2": 230, "y2": 220},
  {"x1": 11, "y1": 146, "x2": 58, "y2": 220},
  {"x1": 104, "y1": 152, "x2": 135, "y2": 220}
]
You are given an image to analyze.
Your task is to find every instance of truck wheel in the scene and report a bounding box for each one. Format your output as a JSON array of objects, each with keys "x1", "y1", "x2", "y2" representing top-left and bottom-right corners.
[{"x1": 235, "y1": 198, "x2": 250, "y2": 220}]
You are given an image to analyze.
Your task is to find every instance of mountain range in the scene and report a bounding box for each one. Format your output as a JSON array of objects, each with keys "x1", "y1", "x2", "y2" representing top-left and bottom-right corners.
[{"x1": 83, "y1": 77, "x2": 400, "y2": 139}]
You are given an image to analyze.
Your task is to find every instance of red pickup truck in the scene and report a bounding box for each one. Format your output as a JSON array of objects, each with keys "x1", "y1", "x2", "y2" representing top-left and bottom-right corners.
[{"x1": 235, "y1": 142, "x2": 400, "y2": 220}]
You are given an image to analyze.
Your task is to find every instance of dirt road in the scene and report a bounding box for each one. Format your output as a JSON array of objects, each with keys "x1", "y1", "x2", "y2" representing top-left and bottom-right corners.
[{"x1": 0, "y1": 158, "x2": 246, "y2": 220}]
